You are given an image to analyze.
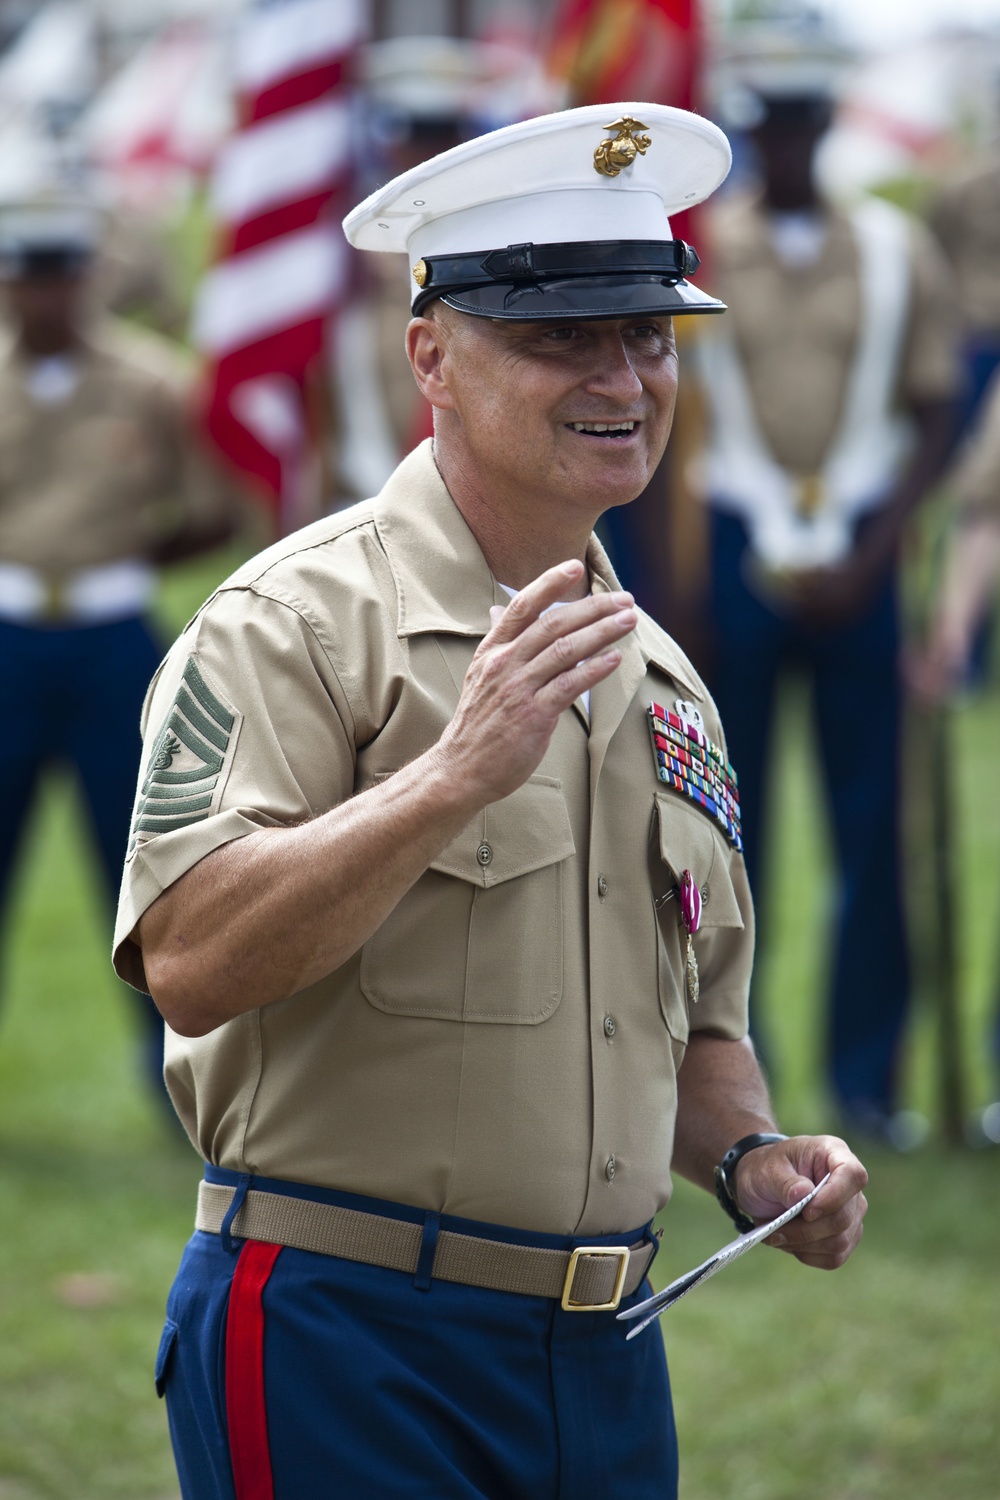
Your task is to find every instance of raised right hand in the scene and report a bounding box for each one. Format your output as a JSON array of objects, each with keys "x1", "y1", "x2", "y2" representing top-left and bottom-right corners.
[{"x1": 431, "y1": 559, "x2": 636, "y2": 805}]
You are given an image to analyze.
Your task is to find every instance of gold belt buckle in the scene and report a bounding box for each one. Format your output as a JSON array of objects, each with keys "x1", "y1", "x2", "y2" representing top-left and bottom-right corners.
[
  {"x1": 794, "y1": 473, "x2": 825, "y2": 519},
  {"x1": 561, "y1": 1245, "x2": 630, "y2": 1312},
  {"x1": 43, "y1": 576, "x2": 66, "y2": 621}
]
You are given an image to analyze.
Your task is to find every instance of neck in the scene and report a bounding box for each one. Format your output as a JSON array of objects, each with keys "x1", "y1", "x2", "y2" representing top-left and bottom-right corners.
[
  {"x1": 18, "y1": 331, "x2": 77, "y2": 358},
  {"x1": 763, "y1": 183, "x2": 821, "y2": 214},
  {"x1": 433, "y1": 438, "x2": 595, "y2": 599}
]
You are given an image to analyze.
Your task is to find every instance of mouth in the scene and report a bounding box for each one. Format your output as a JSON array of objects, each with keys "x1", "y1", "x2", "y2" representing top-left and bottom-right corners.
[{"x1": 565, "y1": 419, "x2": 639, "y2": 440}]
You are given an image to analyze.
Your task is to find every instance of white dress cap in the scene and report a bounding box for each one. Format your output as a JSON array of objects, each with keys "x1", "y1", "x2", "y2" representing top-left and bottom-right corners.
[
  {"x1": 343, "y1": 102, "x2": 732, "y2": 321},
  {"x1": 0, "y1": 199, "x2": 102, "y2": 279}
]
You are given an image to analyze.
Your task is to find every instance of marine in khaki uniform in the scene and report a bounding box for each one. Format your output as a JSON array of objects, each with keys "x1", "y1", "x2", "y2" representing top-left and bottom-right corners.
[
  {"x1": 0, "y1": 197, "x2": 247, "y2": 1100},
  {"x1": 918, "y1": 370, "x2": 1000, "y2": 1146},
  {"x1": 116, "y1": 106, "x2": 868, "y2": 1499},
  {"x1": 697, "y1": 83, "x2": 958, "y2": 1142},
  {"x1": 929, "y1": 154, "x2": 1000, "y2": 424},
  {"x1": 332, "y1": 37, "x2": 496, "y2": 504},
  {"x1": 922, "y1": 367, "x2": 1000, "y2": 692}
]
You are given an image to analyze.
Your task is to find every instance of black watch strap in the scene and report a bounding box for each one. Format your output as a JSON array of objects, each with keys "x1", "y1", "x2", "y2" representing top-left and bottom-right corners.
[{"x1": 713, "y1": 1132, "x2": 788, "y2": 1234}]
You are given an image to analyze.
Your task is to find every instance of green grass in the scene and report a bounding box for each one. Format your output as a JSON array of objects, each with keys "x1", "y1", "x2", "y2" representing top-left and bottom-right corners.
[{"x1": 1, "y1": 553, "x2": 999, "y2": 1497}]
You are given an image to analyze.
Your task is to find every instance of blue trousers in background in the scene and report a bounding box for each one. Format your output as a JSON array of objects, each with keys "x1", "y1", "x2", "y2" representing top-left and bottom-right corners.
[
  {"x1": 708, "y1": 511, "x2": 909, "y2": 1119},
  {"x1": 158, "y1": 1168, "x2": 678, "y2": 1500},
  {"x1": 957, "y1": 332, "x2": 1000, "y2": 437},
  {"x1": 0, "y1": 614, "x2": 166, "y2": 1092}
]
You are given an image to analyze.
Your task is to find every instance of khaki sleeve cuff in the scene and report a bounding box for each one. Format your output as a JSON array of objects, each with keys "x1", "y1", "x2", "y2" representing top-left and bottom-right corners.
[
  {"x1": 112, "y1": 807, "x2": 276, "y2": 992},
  {"x1": 688, "y1": 990, "x2": 750, "y2": 1042}
]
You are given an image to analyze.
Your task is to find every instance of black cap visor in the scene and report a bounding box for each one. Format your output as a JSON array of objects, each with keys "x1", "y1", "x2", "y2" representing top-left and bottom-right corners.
[
  {"x1": 411, "y1": 238, "x2": 725, "y2": 320},
  {"x1": 440, "y1": 274, "x2": 725, "y2": 320},
  {"x1": 0, "y1": 244, "x2": 92, "y2": 281}
]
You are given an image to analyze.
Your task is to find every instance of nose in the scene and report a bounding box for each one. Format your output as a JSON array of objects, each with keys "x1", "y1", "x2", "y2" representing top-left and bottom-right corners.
[{"x1": 583, "y1": 331, "x2": 644, "y2": 404}]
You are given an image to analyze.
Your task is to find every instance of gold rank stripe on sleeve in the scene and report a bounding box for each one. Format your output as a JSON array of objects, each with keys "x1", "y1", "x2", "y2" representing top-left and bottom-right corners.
[
  {"x1": 646, "y1": 703, "x2": 743, "y2": 852},
  {"x1": 128, "y1": 658, "x2": 235, "y2": 851}
]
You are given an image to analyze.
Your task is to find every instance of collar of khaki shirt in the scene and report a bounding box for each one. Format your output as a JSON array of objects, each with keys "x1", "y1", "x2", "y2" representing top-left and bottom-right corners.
[{"x1": 370, "y1": 440, "x2": 702, "y2": 702}]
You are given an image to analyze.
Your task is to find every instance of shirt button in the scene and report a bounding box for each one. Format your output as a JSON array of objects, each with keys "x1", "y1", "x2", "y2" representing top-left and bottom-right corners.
[
  {"x1": 603, "y1": 1014, "x2": 616, "y2": 1039},
  {"x1": 477, "y1": 843, "x2": 493, "y2": 866},
  {"x1": 605, "y1": 1155, "x2": 617, "y2": 1182},
  {"x1": 597, "y1": 875, "x2": 609, "y2": 898}
]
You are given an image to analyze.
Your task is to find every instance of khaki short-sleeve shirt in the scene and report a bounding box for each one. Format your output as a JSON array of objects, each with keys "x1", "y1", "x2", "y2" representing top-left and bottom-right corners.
[
  {"x1": 114, "y1": 442, "x2": 753, "y2": 1236},
  {"x1": 0, "y1": 322, "x2": 233, "y2": 572},
  {"x1": 929, "y1": 159, "x2": 1000, "y2": 337},
  {"x1": 708, "y1": 194, "x2": 959, "y2": 475}
]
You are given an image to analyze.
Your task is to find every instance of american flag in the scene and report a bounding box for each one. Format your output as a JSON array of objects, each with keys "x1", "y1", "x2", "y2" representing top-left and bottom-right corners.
[{"x1": 194, "y1": 0, "x2": 367, "y2": 532}]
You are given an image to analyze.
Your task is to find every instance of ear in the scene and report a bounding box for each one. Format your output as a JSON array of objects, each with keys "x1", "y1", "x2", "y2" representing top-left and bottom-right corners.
[{"x1": 406, "y1": 315, "x2": 457, "y2": 411}]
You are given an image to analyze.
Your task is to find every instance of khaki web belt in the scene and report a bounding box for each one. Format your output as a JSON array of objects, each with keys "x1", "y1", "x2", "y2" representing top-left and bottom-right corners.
[{"x1": 196, "y1": 1181, "x2": 656, "y2": 1313}]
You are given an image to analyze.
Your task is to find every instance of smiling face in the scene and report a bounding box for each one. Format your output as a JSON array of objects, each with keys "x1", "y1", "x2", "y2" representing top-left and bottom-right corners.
[{"x1": 407, "y1": 306, "x2": 679, "y2": 539}]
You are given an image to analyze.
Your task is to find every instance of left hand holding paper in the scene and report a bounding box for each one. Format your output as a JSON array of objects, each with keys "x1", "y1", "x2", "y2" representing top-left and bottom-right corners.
[
  {"x1": 734, "y1": 1134, "x2": 868, "y2": 1271},
  {"x1": 618, "y1": 1174, "x2": 832, "y2": 1341}
]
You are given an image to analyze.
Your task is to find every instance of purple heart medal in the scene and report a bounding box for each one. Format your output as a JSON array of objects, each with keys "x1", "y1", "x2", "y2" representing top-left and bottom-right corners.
[{"x1": 680, "y1": 869, "x2": 702, "y2": 1004}]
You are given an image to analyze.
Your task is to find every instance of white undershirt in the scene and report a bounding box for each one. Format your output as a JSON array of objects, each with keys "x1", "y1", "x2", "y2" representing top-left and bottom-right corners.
[
  {"x1": 497, "y1": 582, "x2": 591, "y2": 717},
  {"x1": 767, "y1": 209, "x2": 828, "y2": 270},
  {"x1": 23, "y1": 354, "x2": 80, "y2": 405}
]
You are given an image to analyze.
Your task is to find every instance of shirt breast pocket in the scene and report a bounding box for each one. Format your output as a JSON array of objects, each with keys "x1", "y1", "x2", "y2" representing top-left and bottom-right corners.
[
  {"x1": 360, "y1": 774, "x2": 574, "y2": 1024},
  {"x1": 651, "y1": 794, "x2": 744, "y2": 1045}
]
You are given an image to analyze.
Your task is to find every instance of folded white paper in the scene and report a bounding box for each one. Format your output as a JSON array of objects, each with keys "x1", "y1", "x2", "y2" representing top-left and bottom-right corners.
[{"x1": 617, "y1": 1173, "x2": 832, "y2": 1340}]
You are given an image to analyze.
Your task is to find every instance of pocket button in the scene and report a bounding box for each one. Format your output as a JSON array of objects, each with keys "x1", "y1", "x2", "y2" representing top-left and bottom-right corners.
[{"x1": 476, "y1": 843, "x2": 493, "y2": 866}]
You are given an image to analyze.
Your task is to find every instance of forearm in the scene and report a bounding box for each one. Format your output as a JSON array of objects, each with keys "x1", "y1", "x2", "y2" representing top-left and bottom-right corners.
[
  {"x1": 935, "y1": 513, "x2": 1000, "y2": 656},
  {"x1": 140, "y1": 746, "x2": 484, "y2": 1034},
  {"x1": 671, "y1": 1032, "x2": 778, "y2": 1195},
  {"x1": 868, "y1": 397, "x2": 957, "y2": 557}
]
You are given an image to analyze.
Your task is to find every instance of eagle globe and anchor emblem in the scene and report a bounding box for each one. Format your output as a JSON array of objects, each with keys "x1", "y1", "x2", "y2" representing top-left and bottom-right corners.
[{"x1": 593, "y1": 116, "x2": 652, "y2": 177}]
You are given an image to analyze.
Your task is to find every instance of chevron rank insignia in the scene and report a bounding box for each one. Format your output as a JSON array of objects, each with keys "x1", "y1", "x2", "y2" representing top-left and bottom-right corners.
[
  {"x1": 647, "y1": 701, "x2": 743, "y2": 852},
  {"x1": 129, "y1": 657, "x2": 236, "y2": 852}
]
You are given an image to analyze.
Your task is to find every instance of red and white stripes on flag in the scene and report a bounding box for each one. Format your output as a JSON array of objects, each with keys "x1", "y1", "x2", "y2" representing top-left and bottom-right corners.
[{"x1": 194, "y1": 0, "x2": 367, "y2": 531}]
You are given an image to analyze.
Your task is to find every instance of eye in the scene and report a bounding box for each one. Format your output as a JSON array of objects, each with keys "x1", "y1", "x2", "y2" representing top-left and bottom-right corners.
[
  {"x1": 542, "y1": 325, "x2": 580, "y2": 342},
  {"x1": 625, "y1": 321, "x2": 675, "y2": 354}
]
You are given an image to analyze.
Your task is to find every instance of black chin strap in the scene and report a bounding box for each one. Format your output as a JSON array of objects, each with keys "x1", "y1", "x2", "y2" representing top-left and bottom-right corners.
[{"x1": 412, "y1": 237, "x2": 700, "y2": 311}]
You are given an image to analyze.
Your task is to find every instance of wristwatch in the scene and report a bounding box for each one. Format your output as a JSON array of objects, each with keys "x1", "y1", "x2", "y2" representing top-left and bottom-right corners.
[{"x1": 713, "y1": 1132, "x2": 788, "y2": 1234}]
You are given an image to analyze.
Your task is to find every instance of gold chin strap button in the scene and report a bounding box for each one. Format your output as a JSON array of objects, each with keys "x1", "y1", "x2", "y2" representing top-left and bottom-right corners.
[{"x1": 412, "y1": 259, "x2": 428, "y2": 288}]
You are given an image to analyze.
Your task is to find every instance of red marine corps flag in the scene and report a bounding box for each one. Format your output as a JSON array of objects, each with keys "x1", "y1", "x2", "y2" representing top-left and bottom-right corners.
[
  {"x1": 194, "y1": 0, "x2": 367, "y2": 533},
  {"x1": 547, "y1": 0, "x2": 704, "y2": 247},
  {"x1": 548, "y1": 0, "x2": 703, "y2": 112},
  {"x1": 546, "y1": 0, "x2": 711, "y2": 645}
]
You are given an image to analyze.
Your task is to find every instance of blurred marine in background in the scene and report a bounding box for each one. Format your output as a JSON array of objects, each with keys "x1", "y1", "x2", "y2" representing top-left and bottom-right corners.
[
  {"x1": 697, "y1": 66, "x2": 959, "y2": 1142},
  {"x1": 0, "y1": 190, "x2": 247, "y2": 1103},
  {"x1": 929, "y1": 144, "x2": 1000, "y2": 431},
  {"x1": 925, "y1": 371, "x2": 1000, "y2": 695},
  {"x1": 330, "y1": 37, "x2": 479, "y2": 506}
]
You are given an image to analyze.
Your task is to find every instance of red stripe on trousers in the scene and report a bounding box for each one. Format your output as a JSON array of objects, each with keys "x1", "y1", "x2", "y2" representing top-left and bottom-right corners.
[{"x1": 226, "y1": 1240, "x2": 283, "y2": 1500}]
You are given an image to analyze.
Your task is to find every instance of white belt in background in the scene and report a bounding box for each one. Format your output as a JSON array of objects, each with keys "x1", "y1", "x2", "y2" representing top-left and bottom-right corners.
[{"x1": 0, "y1": 560, "x2": 156, "y2": 625}]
